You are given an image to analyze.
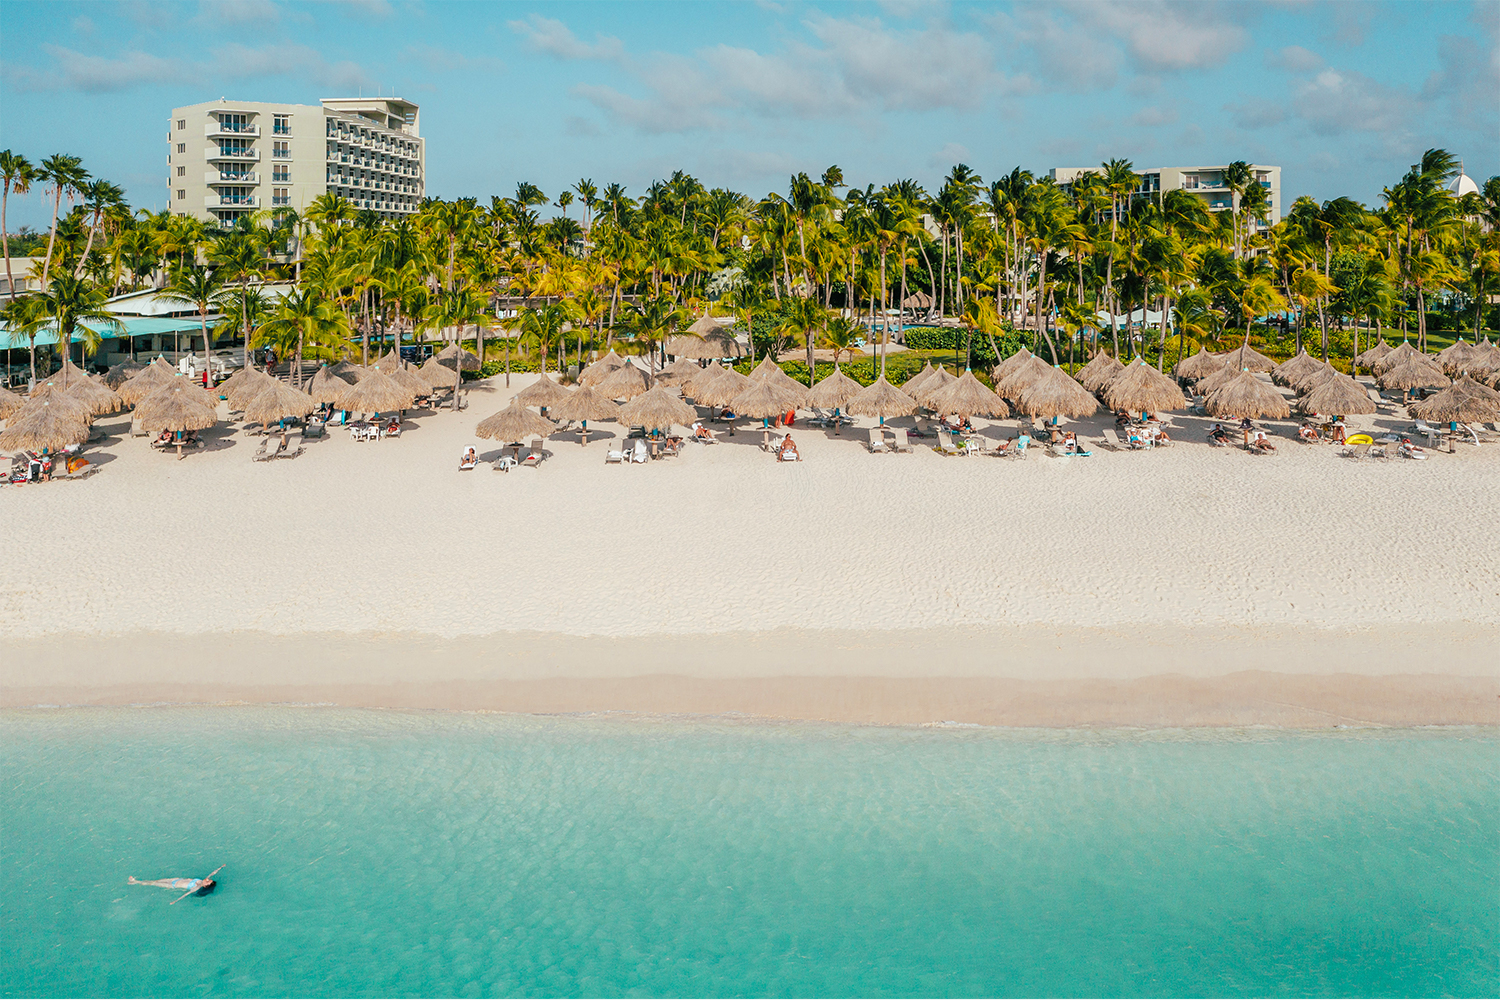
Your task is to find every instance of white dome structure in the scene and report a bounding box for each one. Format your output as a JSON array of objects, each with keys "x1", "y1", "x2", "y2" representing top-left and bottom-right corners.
[{"x1": 1451, "y1": 172, "x2": 1479, "y2": 197}]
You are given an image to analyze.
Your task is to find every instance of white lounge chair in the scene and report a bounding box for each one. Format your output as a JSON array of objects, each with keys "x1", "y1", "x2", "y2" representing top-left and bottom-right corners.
[
  {"x1": 604, "y1": 444, "x2": 624, "y2": 464},
  {"x1": 867, "y1": 427, "x2": 887, "y2": 453},
  {"x1": 935, "y1": 428, "x2": 964, "y2": 456},
  {"x1": 891, "y1": 428, "x2": 913, "y2": 453},
  {"x1": 1100, "y1": 428, "x2": 1125, "y2": 451},
  {"x1": 522, "y1": 438, "x2": 545, "y2": 467},
  {"x1": 630, "y1": 439, "x2": 649, "y2": 463}
]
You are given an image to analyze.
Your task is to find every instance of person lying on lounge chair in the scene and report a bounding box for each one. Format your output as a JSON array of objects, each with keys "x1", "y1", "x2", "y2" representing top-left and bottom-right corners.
[
  {"x1": 692, "y1": 423, "x2": 716, "y2": 442},
  {"x1": 1249, "y1": 430, "x2": 1276, "y2": 453},
  {"x1": 778, "y1": 435, "x2": 799, "y2": 461},
  {"x1": 460, "y1": 446, "x2": 478, "y2": 469},
  {"x1": 1207, "y1": 423, "x2": 1231, "y2": 446},
  {"x1": 1298, "y1": 421, "x2": 1320, "y2": 443}
]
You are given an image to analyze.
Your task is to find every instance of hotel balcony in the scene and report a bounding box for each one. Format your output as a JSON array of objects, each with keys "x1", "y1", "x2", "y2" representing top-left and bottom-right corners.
[
  {"x1": 207, "y1": 195, "x2": 258, "y2": 209},
  {"x1": 206, "y1": 171, "x2": 258, "y2": 185},
  {"x1": 207, "y1": 123, "x2": 259, "y2": 137},
  {"x1": 208, "y1": 147, "x2": 259, "y2": 162}
]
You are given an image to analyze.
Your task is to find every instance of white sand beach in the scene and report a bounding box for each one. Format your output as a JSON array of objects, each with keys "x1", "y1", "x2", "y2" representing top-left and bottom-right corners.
[{"x1": 4, "y1": 372, "x2": 1497, "y2": 725}]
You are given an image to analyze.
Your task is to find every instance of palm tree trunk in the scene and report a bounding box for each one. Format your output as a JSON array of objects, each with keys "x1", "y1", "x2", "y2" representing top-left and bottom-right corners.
[
  {"x1": 2, "y1": 179, "x2": 14, "y2": 308},
  {"x1": 1035, "y1": 256, "x2": 1059, "y2": 365},
  {"x1": 938, "y1": 228, "x2": 948, "y2": 318},
  {"x1": 879, "y1": 249, "x2": 888, "y2": 379},
  {"x1": 41, "y1": 185, "x2": 64, "y2": 288}
]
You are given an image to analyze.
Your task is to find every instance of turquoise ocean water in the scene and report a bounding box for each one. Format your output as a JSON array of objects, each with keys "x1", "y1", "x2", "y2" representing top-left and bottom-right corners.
[{"x1": 1, "y1": 709, "x2": 1494, "y2": 998}]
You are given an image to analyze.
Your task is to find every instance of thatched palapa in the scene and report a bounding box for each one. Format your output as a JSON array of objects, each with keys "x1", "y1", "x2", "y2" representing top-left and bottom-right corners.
[
  {"x1": 476, "y1": 400, "x2": 557, "y2": 442},
  {"x1": 35, "y1": 373, "x2": 122, "y2": 416},
  {"x1": 1171, "y1": 348, "x2": 1221, "y2": 382},
  {"x1": 1194, "y1": 362, "x2": 1248, "y2": 396},
  {"x1": 730, "y1": 379, "x2": 806, "y2": 420},
  {"x1": 990, "y1": 346, "x2": 1033, "y2": 386},
  {"x1": 667, "y1": 331, "x2": 743, "y2": 360},
  {"x1": 0, "y1": 397, "x2": 91, "y2": 452},
  {"x1": 243, "y1": 380, "x2": 317, "y2": 425},
  {"x1": 1290, "y1": 363, "x2": 1339, "y2": 394},
  {"x1": 135, "y1": 384, "x2": 218, "y2": 434},
  {"x1": 370, "y1": 355, "x2": 431, "y2": 396},
  {"x1": 578, "y1": 350, "x2": 627, "y2": 387},
  {"x1": 1216, "y1": 344, "x2": 1277, "y2": 372},
  {"x1": 1271, "y1": 350, "x2": 1324, "y2": 387},
  {"x1": 690, "y1": 366, "x2": 752, "y2": 408},
  {"x1": 433, "y1": 344, "x2": 481, "y2": 371},
  {"x1": 617, "y1": 385, "x2": 697, "y2": 430},
  {"x1": 1076, "y1": 351, "x2": 1125, "y2": 391},
  {"x1": 1378, "y1": 358, "x2": 1451, "y2": 391},
  {"x1": 1203, "y1": 371, "x2": 1291, "y2": 419},
  {"x1": 225, "y1": 369, "x2": 278, "y2": 409},
  {"x1": 1408, "y1": 375, "x2": 1500, "y2": 423},
  {"x1": 995, "y1": 355, "x2": 1052, "y2": 398},
  {"x1": 899, "y1": 362, "x2": 937, "y2": 395},
  {"x1": 681, "y1": 360, "x2": 727, "y2": 399},
  {"x1": 845, "y1": 376, "x2": 917, "y2": 420},
  {"x1": 1101, "y1": 359, "x2": 1186, "y2": 413},
  {"x1": 806, "y1": 368, "x2": 863, "y2": 409},
  {"x1": 1298, "y1": 375, "x2": 1375, "y2": 416},
  {"x1": 1371, "y1": 341, "x2": 1424, "y2": 375},
  {"x1": 417, "y1": 357, "x2": 460, "y2": 387},
  {"x1": 911, "y1": 365, "x2": 956, "y2": 407},
  {"x1": 103, "y1": 361, "x2": 147, "y2": 388},
  {"x1": 116, "y1": 364, "x2": 179, "y2": 406},
  {"x1": 0, "y1": 385, "x2": 25, "y2": 420},
  {"x1": 1435, "y1": 339, "x2": 1477, "y2": 375},
  {"x1": 1354, "y1": 338, "x2": 1391, "y2": 369},
  {"x1": 514, "y1": 373, "x2": 575, "y2": 408},
  {"x1": 655, "y1": 358, "x2": 703, "y2": 386},
  {"x1": 335, "y1": 370, "x2": 415, "y2": 413},
  {"x1": 547, "y1": 384, "x2": 621, "y2": 423},
  {"x1": 926, "y1": 371, "x2": 1008, "y2": 418},
  {"x1": 1015, "y1": 366, "x2": 1099, "y2": 419},
  {"x1": 592, "y1": 362, "x2": 653, "y2": 400},
  {"x1": 308, "y1": 365, "x2": 359, "y2": 403}
]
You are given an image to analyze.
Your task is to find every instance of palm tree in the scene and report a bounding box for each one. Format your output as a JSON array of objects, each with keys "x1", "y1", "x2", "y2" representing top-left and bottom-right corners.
[
  {"x1": 620, "y1": 293, "x2": 683, "y2": 372},
  {"x1": 36, "y1": 154, "x2": 88, "y2": 288},
  {"x1": 73, "y1": 180, "x2": 126, "y2": 280},
  {"x1": 1101, "y1": 158, "x2": 1138, "y2": 352},
  {"x1": 819, "y1": 315, "x2": 863, "y2": 368},
  {"x1": 208, "y1": 233, "x2": 264, "y2": 366},
  {"x1": 0, "y1": 294, "x2": 45, "y2": 384},
  {"x1": 1, "y1": 150, "x2": 35, "y2": 304},
  {"x1": 1233, "y1": 272, "x2": 1287, "y2": 370},
  {"x1": 775, "y1": 295, "x2": 828, "y2": 386},
  {"x1": 257, "y1": 287, "x2": 350, "y2": 387},
  {"x1": 160, "y1": 264, "x2": 231, "y2": 380},
  {"x1": 34, "y1": 272, "x2": 121, "y2": 383}
]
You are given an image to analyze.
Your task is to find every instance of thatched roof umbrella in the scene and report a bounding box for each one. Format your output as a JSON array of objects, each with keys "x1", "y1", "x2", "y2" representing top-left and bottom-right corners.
[
  {"x1": 926, "y1": 371, "x2": 1008, "y2": 419},
  {"x1": 748, "y1": 356, "x2": 787, "y2": 382},
  {"x1": 225, "y1": 368, "x2": 278, "y2": 410},
  {"x1": 1015, "y1": 365, "x2": 1099, "y2": 420},
  {"x1": 216, "y1": 365, "x2": 258, "y2": 400},
  {"x1": 1408, "y1": 374, "x2": 1500, "y2": 425},
  {"x1": 1216, "y1": 344, "x2": 1276, "y2": 372},
  {"x1": 1101, "y1": 359, "x2": 1186, "y2": 414},
  {"x1": 757, "y1": 359, "x2": 813, "y2": 398},
  {"x1": 995, "y1": 355, "x2": 1053, "y2": 399},
  {"x1": 0, "y1": 385, "x2": 25, "y2": 420},
  {"x1": 1465, "y1": 341, "x2": 1500, "y2": 377},
  {"x1": 1076, "y1": 351, "x2": 1124, "y2": 392},
  {"x1": 34, "y1": 373, "x2": 122, "y2": 416},
  {"x1": 1271, "y1": 349, "x2": 1324, "y2": 387},
  {"x1": 416, "y1": 356, "x2": 458, "y2": 387},
  {"x1": 1298, "y1": 375, "x2": 1376, "y2": 416},
  {"x1": 243, "y1": 380, "x2": 317, "y2": 426},
  {"x1": 1289, "y1": 362, "x2": 1339, "y2": 394},
  {"x1": 1435, "y1": 339, "x2": 1478, "y2": 376},
  {"x1": 666, "y1": 332, "x2": 743, "y2": 360},
  {"x1": 1354, "y1": 338, "x2": 1391, "y2": 370},
  {"x1": 514, "y1": 372, "x2": 575, "y2": 409},
  {"x1": 807, "y1": 368, "x2": 863, "y2": 410},
  {"x1": 1204, "y1": 372, "x2": 1291, "y2": 420},
  {"x1": 578, "y1": 349, "x2": 627, "y2": 387},
  {"x1": 0, "y1": 397, "x2": 91, "y2": 453},
  {"x1": 1371, "y1": 341, "x2": 1423, "y2": 375},
  {"x1": 912, "y1": 365, "x2": 957, "y2": 407},
  {"x1": 731, "y1": 379, "x2": 808, "y2": 449},
  {"x1": 1378, "y1": 358, "x2": 1451, "y2": 392},
  {"x1": 335, "y1": 370, "x2": 416, "y2": 415},
  {"x1": 1171, "y1": 348, "x2": 1221, "y2": 383},
  {"x1": 476, "y1": 400, "x2": 557, "y2": 450},
  {"x1": 845, "y1": 376, "x2": 918, "y2": 425},
  {"x1": 546, "y1": 383, "x2": 620, "y2": 445},
  {"x1": 991, "y1": 346, "x2": 1033, "y2": 386},
  {"x1": 900, "y1": 362, "x2": 937, "y2": 395},
  {"x1": 329, "y1": 360, "x2": 367, "y2": 382},
  {"x1": 1195, "y1": 362, "x2": 1248, "y2": 396},
  {"x1": 691, "y1": 366, "x2": 753, "y2": 409},
  {"x1": 103, "y1": 360, "x2": 147, "y2": 388},
  {"x1": 593, "y1": 362, "x2": 653, "y2": 400},
  {"x1": 136, "y1": 383, "x2": 217, "y2": 456},
  {"x1": 434, "y1": 343, "x2": 481, "y2": 371},
  {"x1": 369, "y1": 356, "x2": 431, "y2": 397},
  {"x1": 656, "y1": 358, "x2": 703, "y2": 386},
  {"x1": 307, "y1": 365, "x2": 357, "y2": 404},
  {"x1": 681, "y1": 360, "x2": 727, "y2": 399},
  {"x1": 617, "y1": 385, "x2": 697, "y2": 432},
  {"x1": 116, "y1": 364, "x2": 178, "y2": 407}
]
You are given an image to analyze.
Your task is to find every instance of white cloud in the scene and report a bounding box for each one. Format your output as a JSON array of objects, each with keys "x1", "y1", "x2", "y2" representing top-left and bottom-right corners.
[
  {"x1": 1265, "y1": 45, "x2": 1323, "y2": 72},
  {"x1": 928, "y1": 142, "x2": 971, "y2": 168},
  {"x1": 204, "y1": 0, "x2": 282, "y2": 25},
  {"x1": 509, "y1": 15, "x2": 624, "y2": 62},
  {"x1": 402, "y1": 44, "x2": 505, "y2": 75},
  {"x1": 5, "y1": 41, "x2": 373, "y2": 93},
  {"x1": 1224, "y1": 96, "x2": 1288, "y2": 129},
  {"x1": 1082, "y1": 1, "x2": 1251, "y2": 72},
  {"x1": 70, "y1": 15, "x2": 94, "y2": 35},
  {"x1": 1292, "y1": 68, "x2": 1421, "y2": 139},
  {"x1": 1129, "y1": 105, "x2": 1178, "y2": 127}
]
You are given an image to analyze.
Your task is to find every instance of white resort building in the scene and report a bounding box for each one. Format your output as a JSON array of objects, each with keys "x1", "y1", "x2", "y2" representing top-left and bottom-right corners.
[
  {"x1": 167, "y1": 97, "x2": 426, "y2": 224},
  {"x1": 1050, "y1": 164, "x2": 1282, "y2": 231}
]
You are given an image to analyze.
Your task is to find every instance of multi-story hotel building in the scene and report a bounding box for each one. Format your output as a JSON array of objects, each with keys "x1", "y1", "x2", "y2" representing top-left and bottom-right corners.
[
  {"x1": 1049, "y1": 164, "x2": 1282, "y2": 231},
  {"x1": 167, "y1": 97, "x2": 425, "y2": 224}
]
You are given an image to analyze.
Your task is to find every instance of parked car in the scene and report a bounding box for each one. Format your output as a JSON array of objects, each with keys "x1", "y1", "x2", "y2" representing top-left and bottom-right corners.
[{"x1": 400, "y1": 345, "x2": 431, "y2": 364}]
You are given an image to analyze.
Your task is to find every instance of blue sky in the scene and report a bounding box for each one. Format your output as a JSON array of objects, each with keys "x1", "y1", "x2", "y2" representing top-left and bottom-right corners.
[{"x1": 1, "y1": 0, "x2": 1495, "y2": 229}]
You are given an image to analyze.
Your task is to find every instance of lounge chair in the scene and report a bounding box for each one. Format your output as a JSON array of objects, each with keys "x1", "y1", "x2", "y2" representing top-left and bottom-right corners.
[
  {"x1": 630, "y1": 439, "x2": 649, "y2": 464},
  {"x1": 891, "y1": 428, "x2": 913, "y2": 453},
  {"x1": 605, "y1": 443, "x2": 625, "y2": 464},
  {"x1": 776, "y1": 437, "x2": 801, "y2": 462},
  {"x1": 522, "y1": 438, "x2": 546, "y2": 467},
  {"x1": 252, "y1": 438, "x2": 271, "y2": 462},
  {"x1": 1340, "y1": 442, "x2": 1370, "y2": 460},
  {"x1": 459, "y1": 447, "x2": 479, "y2": 471},
  {"x1": 867, "y1": 427, "x2": 887, "y2": 453},
  {"x1": 935, "y1": 428, "x2": 964, "y2": 456},
  {"x1": 1013, "y1": 434, "x2": 1031, "y2": 457},
  {"x1": 691, "y1": 422, "x2": 718, "y2": 444},
  {"x1": 1100, "y1": 428, "x2": 1125, "y2": 451},
  {"x1": 302, "y1": 419, "x2": 326, "y2": 439}
]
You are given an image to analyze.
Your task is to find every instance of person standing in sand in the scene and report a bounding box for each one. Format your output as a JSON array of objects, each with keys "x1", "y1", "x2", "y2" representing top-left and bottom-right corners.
[{"x1": 129, "y1": 865, "x2": 223, "y2": 904}]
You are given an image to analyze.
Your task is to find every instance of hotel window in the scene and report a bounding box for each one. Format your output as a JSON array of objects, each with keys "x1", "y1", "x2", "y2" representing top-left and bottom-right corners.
[
  {"x1": 177, "y1": 143, "x2": 186, "y2": 154},
  {"x1": 273, "y1": 188, "x2": 289, "y2": 206},
  {"x1": 176, "y1": 165, "x2": 186, "y2": 177},
  {"x1": 273, "y1": 115, "x2": 291, "y2": 135},
  {"x1": 176, "y1": 189, "x2": 185, "y2": 200},
  {"x1": 272, "y1": 166, "x2": 289, "y2": 182},
  {"x1": 273, "y1": 141, "x2": 289, "y2": 159},
  {"x1": 177, "y1": 119, "x2": 186, "y2": 130}
]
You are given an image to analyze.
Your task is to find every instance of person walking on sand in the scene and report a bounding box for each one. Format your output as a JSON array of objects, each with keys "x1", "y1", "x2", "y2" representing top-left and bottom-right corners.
[{"x1": 129, "y1": 865, "x2": 223, "y2": 904}]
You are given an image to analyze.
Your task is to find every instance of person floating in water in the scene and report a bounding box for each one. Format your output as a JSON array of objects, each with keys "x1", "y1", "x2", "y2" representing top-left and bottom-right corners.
[{"x1": 129, "y1": 865, "x2": 223, "y2": 904}]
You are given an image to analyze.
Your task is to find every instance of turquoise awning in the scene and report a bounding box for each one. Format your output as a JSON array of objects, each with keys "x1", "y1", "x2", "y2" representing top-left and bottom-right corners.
[{"x1": 0, "y1": 316, "x2": 210, "y2": 351}]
